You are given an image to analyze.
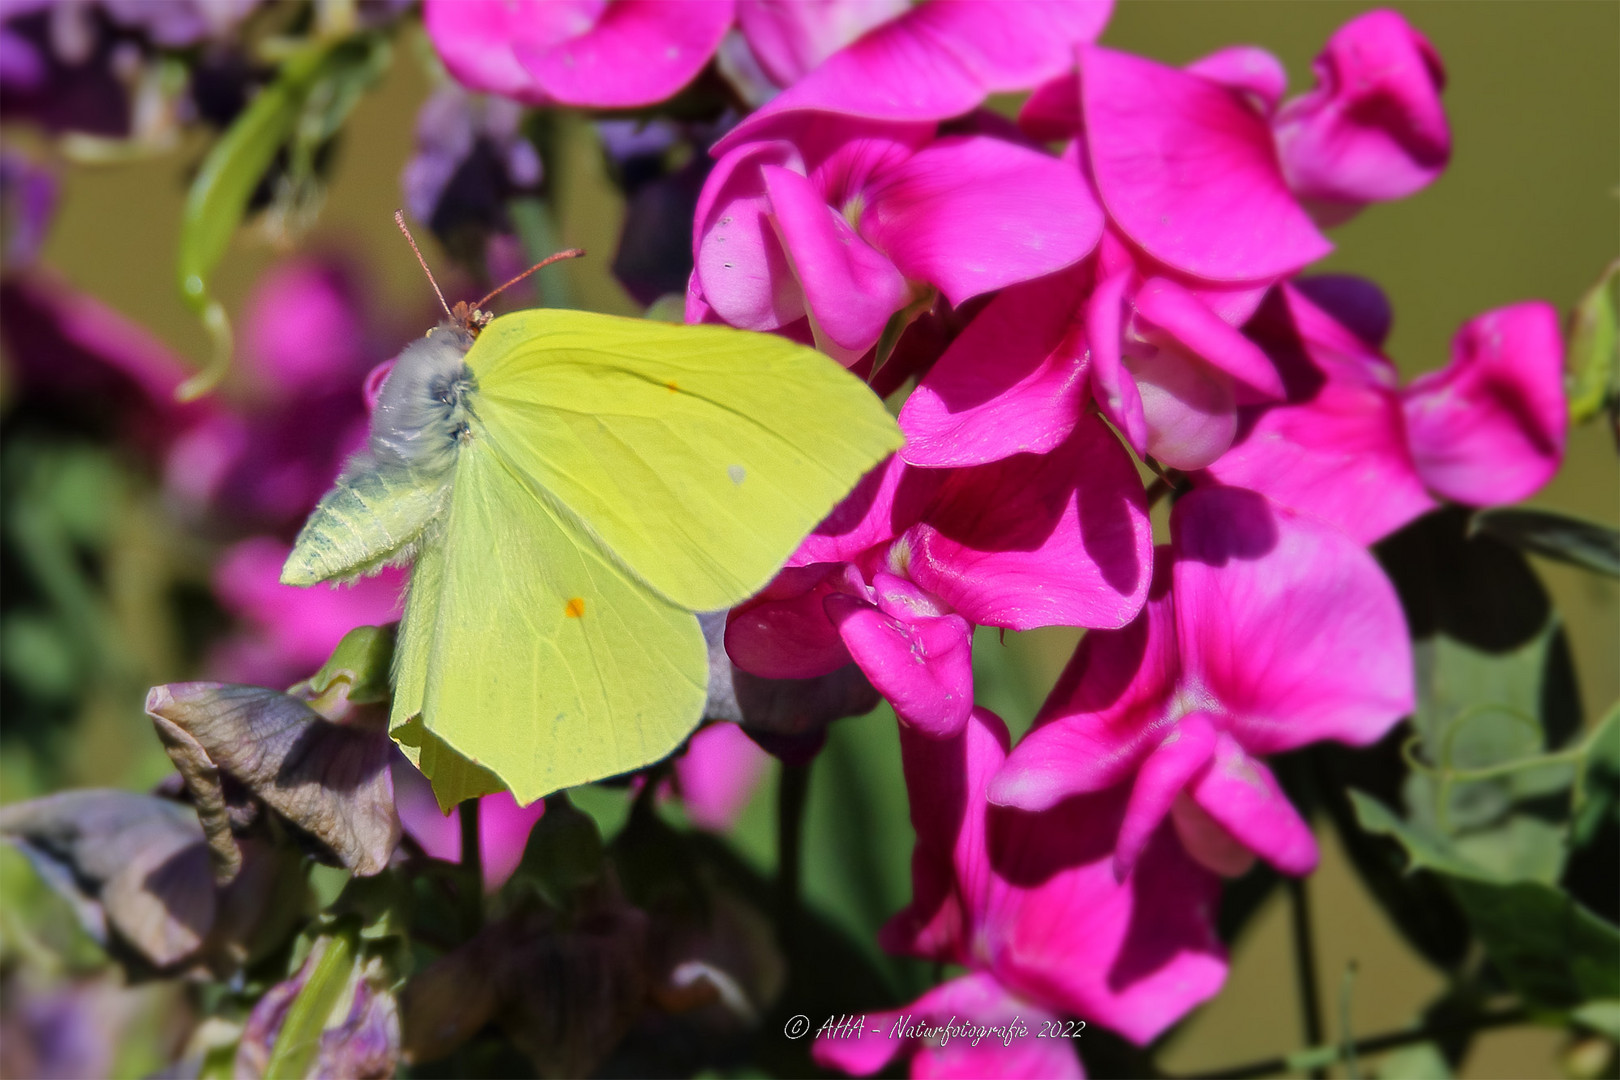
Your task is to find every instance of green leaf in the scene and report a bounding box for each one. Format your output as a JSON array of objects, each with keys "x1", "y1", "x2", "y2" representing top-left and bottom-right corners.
[
  {"x1": 1568, "y1": 258, "x2": 1619, "y2": 426},
  {"x1": 1473, "y1": 508, "x2": 1620, "y2": 579},
  {"x1": 1353, "y1": 790, "x2": 1620, "y2": 1007},
  {"x1": 294, "y1": 624, "x2": 396, "y2": 707},
  {"x1": 262, "y1": 925, "x2": 359, "y2": 1080},
  {"x1": 1572, "y1": 704, "x2": 1620, "y2": 850}
]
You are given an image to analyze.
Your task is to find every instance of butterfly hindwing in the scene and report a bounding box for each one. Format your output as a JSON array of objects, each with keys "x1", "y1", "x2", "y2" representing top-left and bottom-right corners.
[
  {"x1": 466, "y1": 310, "x2": 904, "y2": 613},
  {"x1": 391, "y1": 435, "x2": 708, "y2": 805}
]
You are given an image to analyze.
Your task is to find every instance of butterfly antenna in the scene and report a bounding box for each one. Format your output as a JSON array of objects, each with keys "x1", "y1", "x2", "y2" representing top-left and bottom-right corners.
[
  {"x1": 475, "y1": 247, "x2": 586, "y2": 311},
  {"x1": 395, "y1": 210, "x2": 453, "y2": 321}
]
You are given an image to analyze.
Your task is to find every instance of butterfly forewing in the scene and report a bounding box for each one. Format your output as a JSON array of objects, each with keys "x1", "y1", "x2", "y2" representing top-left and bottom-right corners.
[{"x1": 466, "y1": 310, "x2": 904, "y2": 613}]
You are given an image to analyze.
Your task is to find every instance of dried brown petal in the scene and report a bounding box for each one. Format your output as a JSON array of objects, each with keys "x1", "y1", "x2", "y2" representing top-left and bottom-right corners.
[{"x1": 146, "y1": 683, "x2": 401, "y2": 877}]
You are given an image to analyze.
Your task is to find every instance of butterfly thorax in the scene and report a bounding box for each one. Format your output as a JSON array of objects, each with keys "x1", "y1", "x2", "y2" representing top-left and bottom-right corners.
[{"x1": 370, "y1": 323, "x2": 479, "y2": 477}]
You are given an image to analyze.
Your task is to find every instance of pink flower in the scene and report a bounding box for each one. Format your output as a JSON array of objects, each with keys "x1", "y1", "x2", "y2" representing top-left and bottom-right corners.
[
  {"x1": 693, "y1": 114, "x2": 1102, "y2": 363},
  {"x1": 669, "y1": 721, "x2": 771, "y2": 831},
  {"x1": 901, "y1": 258, "x2": 1286, "y2": 472},
  {"x1": 815, "y1": 971, "x2": 1086, "y2": 1079},
  {"x1": 1273, "y1": 10, "x2": 1449, "y2": 223},
  {"x1": 1201, "y1": 283, "x2": 1567, "y2": 543},
  {"x1": 815, "y1": 707, "x2": 1225, "y2": 1071},
  {"x1": 392, "y1": 759, "x2": 546, "y2": 893},
  {"x1": 208, "y1": 537, "x2": 405, "y2": 689},
  {"x1": 731, "y1": 0, "x2": 910, "y2": 91},
  {"x1": 727, "y1": 434, "x2": 1151, "y2": 736},
  {"x1": 722, "y1": 0, "x2": 1112, "y2": 144},
  {"x1": 423, "y1": 0, "x2": 734, "y2": 109},
  {"x1": 990, "y1": 487, "x2": 1413, "y2": 878}
]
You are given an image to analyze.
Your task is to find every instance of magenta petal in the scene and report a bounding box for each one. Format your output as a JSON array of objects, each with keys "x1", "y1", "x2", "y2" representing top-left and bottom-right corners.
[
  {"x1": 1133, "y1": 277, "x2": 1284, "y2": 400},
  {"x1": 862, "y1": 136, "x2": 1103, "y2": 306},
  {"x1": 989, "y1": 554, "x2": 1178, "y2": 812},
  {"x1": 909, "y1": 975, "x2": 1086, "y2": 1080},
  {"x1": 1082, "y1": 46, "x2": 1330, "y2": 281},
  {"x1": 812, "y1": 1008, "x2": 907, "y2": 1076},
  {"x1": 721, "y1": 0, "x2": 1112, "y2": 145},
  {"x1": 762, "y1": 164, "x2": 908, "y2": 356},
  {"x1": 1185, "y1": 46, "x2": 1287, "y2": 114},
  {"x1": 792, "y1": 454, "x2": 946, "y2": 567},
  {"x1": 1188, "y1": 736, "x2": 1318, "y2": 875},
  {"x1": 1087, "y1": 270, "x2": 1148, "y2": 455},
  {"x1": 1202, "y1": 287, "x2": 1434, "y2": 543},
  {"x1": 900, "y1": 268, "x2": 1090, "y2": 467},
  {"x1": 1020, "y1": 73, "x2": 1082, "y2": 141},
  {"x1": 1402, "y1": 302, "x2": 1567, "y2": 508},
  {"x1": 515, "y1": 0, "x2": 733, "y2": 108},
  {"x1": 984, "y1": 789, "x2": 1227, "y2": 1045},
  {"x1": 674, "y1": 721, "x2": 771, "y2": 831},
  {"x1": 829, "y1": 594, "x2": 974, "y2": 737},
  {"x1": 423, "y1": 0, "x2": 561, "y2": 104},
  {"x1": 725, "y1": 563, "x2": 861, "y2": 679},
  {"x1": 696, "y1": 141, "x2": 808, "y2": 332},
  {"x1": 908, "y1": 417, "x2": 1152, "y2": 631},
  {"x1": 1114, "y1": 712, "x2": 1218, "y2": 879},
  {"x1": 735, "y1": 0, "x2": 908, "y2": 88},
  {"x1": 1274, "y1": 10, "x2": 1450, "y2": 212},
  {"x1": 1171, "y1": 487, "x2": 1414, "y2": 754}
]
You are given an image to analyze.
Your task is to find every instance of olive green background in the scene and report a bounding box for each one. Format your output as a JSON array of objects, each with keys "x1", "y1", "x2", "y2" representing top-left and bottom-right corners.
[{"x1": 24, "y1": 2, "x2": 1619, "y2": 1077}]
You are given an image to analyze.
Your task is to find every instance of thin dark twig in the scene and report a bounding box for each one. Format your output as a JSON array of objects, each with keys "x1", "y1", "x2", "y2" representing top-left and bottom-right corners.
[
  {"x1": 1287, "y1": 875, "x2": 1327, "y2": 1079},
  {"x1": 776, "y1": 761, "x2": 812, "y2": 959},
  {"x1": 459, "y1": 797, "x2": 482, "y2": 938}
]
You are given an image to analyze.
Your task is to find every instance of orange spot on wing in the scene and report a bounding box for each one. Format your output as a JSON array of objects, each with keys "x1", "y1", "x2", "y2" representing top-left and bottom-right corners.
[
  {"x1": 666, "y1": 380, "x2": 679, "y2": 393},
  {"x1": 564, "y1": 597, "x2": 586, "y2": 618}
]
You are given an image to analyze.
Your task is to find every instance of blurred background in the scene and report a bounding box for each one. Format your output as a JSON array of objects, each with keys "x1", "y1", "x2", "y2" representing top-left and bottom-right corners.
[{"x1": 1, "y1": 2, "x2": 1615, "y2": 1077}]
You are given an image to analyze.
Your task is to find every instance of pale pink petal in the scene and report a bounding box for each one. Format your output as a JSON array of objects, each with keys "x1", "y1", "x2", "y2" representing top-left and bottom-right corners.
[
  {"x1": 908, "y1": 417, "x2": 1152, "y2": 631},
  {"x1": 673, "y1": 722, "x2": 771, "y2": 831},
  {"x1": 1201, "y1": 287, "x2": 1434, "y2": 543},
  {"x1": 983, "y1": 787, "x2": 1227, "y2": 1045},
  {"x1": 1185, "y1": 46, "x2": 1286, "y2": 113},
  {"x1": 1133, "y1": 276, "x2": 1284, "y2": 400},
  {"x1": 1082, "y1": 46, "x2": 1330, "y2": 281},
  {"x1": 736, "y1": 0, "x2": 908, "y2": 88},
  {"x1": 861, "y1": 135, "x2": 1103, "y2": 306},
  {"x1": 720, "y1": 0, "x2": 1112, "y2": 147},
  {"x1": 1171, "y1": 487, "x2": 1413, "y2": 754},
  {"x1": 724, "y1": 563, "x2": 862, "y2": 679},
  {"x1": 1274, "y1": 10, "x2": 1449, "y2": 214},
  {"x1": 1401, "y1": 302, "x2": 1566, "y2": 508},
  {"x1": 695, "y1": 140, "x2": 808, "y2": 331},
  {"x1": 899, "y1": 268, "x2": 1090, "y2": 467},
  {"x1": 1086, "y1": 270, "x2": 1149, "y2": 455},
  {"x1": 514, "y1": 0, "x2": 734, "y2": 108},
  {"x1": 423, "y1": 0, "x2": 571, "y2": 104},
  {"x1": 1170, "y1": 794, "x2": 1257, "y2": 878},
  {"x1": 911, "y1": 975, "x2": 1085, "y2": 1079},
  {"x1": 1019, "y1": 73, "x2": 1081, "y2": 142},
  {"x1": 988, "y1": 553, "x2": 1178, "y2": 811},
  {"x1": 1125, "y1": 349, "x2": 1238, "y2": 472},
  {"x1": 762, "y1": 163, "x2": 908, "y2": 356},
  {"x1": 791, "y1": 454, "x2": 946, "y2": 567},
  {"x1": 829, "y1": 594, "x2": 974, "y2": 736},
  {"x1": 1187, "y1": 736, "x2": 1318, "y2": 875},
  {"x1": 1113, "y1": 712, "x2": 1218, "y2": 879}
]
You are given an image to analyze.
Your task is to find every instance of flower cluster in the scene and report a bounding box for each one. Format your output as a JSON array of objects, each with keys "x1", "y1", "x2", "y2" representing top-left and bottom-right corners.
[{"x1": 660, "y1": 5, "x2": 1568, "y2": 1074}]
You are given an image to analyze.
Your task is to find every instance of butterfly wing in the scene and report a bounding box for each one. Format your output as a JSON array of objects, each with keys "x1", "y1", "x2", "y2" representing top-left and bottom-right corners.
[
  {"x1": 391, "y1": 434, "x2": 707, "y2": 806},
  {"x1": 466, "y1": 310, "x2": 904, "y2": 612}
]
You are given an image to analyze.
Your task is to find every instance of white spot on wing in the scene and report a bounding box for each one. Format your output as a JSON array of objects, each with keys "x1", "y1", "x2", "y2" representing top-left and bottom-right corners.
[{"x1": 727, "y1": 465, "x2": 746, "y2": 485}]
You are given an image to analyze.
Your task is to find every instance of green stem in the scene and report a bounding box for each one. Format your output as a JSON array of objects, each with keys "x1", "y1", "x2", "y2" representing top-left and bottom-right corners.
[
  {"x1": 1189, "y1": 1005, "x2": 1530, "y2": 1080},
  {"x1": 460, "y1": 797, "x2": 482, "y2": 937},
  {"x1": 776, "y1": 761, "x2": 812, "y2": 958},
  {"x1": 1287, "y1": 875, "x2": 1327, "y2": 1079}
]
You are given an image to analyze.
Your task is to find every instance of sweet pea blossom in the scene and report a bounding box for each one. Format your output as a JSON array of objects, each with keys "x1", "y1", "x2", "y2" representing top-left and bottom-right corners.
[
  {"x1": 815, "y1": 707, "x2": 1225, "y2": 1078},
  {"x1": 669, "y1": 721, "x2": 771, "y2": 831},
  {"x1": 990, "y1": 487, "x2": 1413, "y2": 878},
  {"x1": 720, "y1": 0, "x2": 1112, "y2": 146},
  {"x1": 1201, "y1": 282, "x2": 1567, "y2": 544},
  {"x1": 899, "y1": 255, "x2": 1286, "y2": 473},
  {"x1": 691, "y1": 114, "x2": 1102, "y2": 363},
  {"x1": 726, "y1": 433, "x2": 1151, "y2": 736},
  {"x1": 393, "y1": 761, "x2": 546, "y2": 893}
]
